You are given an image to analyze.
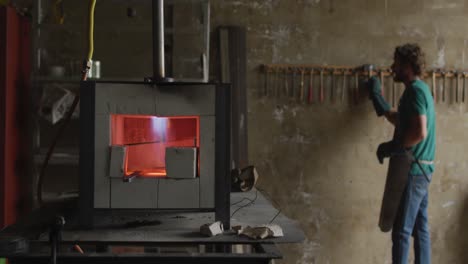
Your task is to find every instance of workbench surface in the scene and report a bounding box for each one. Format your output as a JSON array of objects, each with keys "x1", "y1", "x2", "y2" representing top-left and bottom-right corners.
[{"x1": 0, "y1": 190, "x2": 305, "y2": 245}]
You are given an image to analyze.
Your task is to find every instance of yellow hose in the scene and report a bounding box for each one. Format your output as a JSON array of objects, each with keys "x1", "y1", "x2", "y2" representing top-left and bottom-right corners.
[{"x1": 87, "y1": 0, "x2": 97, "y2": 62}]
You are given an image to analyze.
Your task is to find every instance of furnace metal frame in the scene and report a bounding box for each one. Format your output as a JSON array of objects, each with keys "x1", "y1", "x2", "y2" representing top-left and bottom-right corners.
[{"x1": 79, "y1": 81, "x2": 231, "y2": 228}]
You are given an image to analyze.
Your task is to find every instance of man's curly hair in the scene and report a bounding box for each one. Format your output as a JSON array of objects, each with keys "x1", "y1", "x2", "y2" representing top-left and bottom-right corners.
[{"x1": 394, "y1": 43, "x2": 425, "y2": 76}]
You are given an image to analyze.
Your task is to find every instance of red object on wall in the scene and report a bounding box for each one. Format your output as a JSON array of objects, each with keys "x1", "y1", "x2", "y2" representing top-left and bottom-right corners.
[{"x1": 0, "y1": 6, "x2": 31, "y2": 228}]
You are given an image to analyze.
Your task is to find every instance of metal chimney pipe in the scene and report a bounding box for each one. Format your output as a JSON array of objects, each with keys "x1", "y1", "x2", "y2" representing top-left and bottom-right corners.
[{"x1": 152, "y1": 0, "x2": 166, "y2": 81}]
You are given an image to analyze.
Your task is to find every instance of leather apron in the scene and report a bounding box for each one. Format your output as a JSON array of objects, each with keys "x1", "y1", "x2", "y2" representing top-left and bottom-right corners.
[
  {"x1": 378, "y1": 150, "x2": 412, "y2": 232},
  {"x1": 378, "y1": 119, "x2": 411, "y2": 232}
]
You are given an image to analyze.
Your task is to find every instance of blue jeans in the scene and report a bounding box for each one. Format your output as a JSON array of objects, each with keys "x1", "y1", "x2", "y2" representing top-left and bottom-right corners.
[{"x1": 392, "y1": 173, "x2": 432, "y2": 264}]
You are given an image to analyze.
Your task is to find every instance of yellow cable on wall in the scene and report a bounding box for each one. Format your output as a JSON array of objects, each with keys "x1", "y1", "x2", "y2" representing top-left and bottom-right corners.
[{"x1": 87, "y1": 0, "x2": 96, "y2": 62}]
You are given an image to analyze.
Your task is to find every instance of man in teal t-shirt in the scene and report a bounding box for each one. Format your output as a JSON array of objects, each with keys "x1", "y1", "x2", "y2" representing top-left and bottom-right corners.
[
  {"x1": 397, "y1": 79, "x2": 436, "y2": 176},
  {"x1": 368, "y1": 43, "x2": 435, "y2": 264}
]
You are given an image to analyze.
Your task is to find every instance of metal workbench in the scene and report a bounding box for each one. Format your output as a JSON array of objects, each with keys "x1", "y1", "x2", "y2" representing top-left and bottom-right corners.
[{"x1": 0, "y1": 190, "x2": 305, "y2": 264}]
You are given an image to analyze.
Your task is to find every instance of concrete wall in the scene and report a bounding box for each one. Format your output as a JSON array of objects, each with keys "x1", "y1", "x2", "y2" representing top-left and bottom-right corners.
[
  {"x1": 209, "y1": 1, "x2": 468, "y2": 263},
  {"x1": 26, "y1": 0, "x2": 468, "y2": 263}
]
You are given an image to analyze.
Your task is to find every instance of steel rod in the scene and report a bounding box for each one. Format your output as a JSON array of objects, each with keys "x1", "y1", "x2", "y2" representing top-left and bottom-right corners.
[{"x1": 153, "y1": 0, "x2": 165, "y2": 80}]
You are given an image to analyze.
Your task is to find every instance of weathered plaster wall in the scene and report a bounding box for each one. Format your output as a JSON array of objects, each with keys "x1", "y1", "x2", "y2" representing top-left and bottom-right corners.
[
  {"x1": 27, "y1": 0, "x2": 468, "y2": 263},
  {"x1": 210, "y1": 1, "x2": 468, "y2": 263}
]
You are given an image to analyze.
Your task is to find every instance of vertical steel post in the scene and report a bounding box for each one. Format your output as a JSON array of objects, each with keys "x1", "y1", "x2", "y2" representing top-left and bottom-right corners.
[{"x1": 152, "y1": 0, "x2": 166, "y2": 82}]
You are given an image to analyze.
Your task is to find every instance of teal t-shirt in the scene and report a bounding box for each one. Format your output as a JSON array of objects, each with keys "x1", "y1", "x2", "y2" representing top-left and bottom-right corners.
[{"x1": 397, "y1": 79, "x2": 436, "y2": 175}]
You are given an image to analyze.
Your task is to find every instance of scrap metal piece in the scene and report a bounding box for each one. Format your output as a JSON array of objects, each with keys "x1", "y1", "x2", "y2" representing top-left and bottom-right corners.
[
  {"x1": 122, "y1": 172, "x2": 139, "y2": 183},
  {"x1": 200, "y1": 221, "x2": 224, "y2": 237},
  {"x1": 234, "y1": 224, "x2": 284, "y2": 240}
]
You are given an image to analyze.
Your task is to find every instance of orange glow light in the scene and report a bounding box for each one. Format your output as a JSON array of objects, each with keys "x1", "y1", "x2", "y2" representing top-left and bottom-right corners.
[{"x1": 111, "y1": 115, "x2": 200, "y2": 178}]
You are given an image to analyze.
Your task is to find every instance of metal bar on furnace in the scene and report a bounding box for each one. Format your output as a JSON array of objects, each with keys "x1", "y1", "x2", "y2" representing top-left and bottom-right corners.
[{"x1": 152, "y1": 0, "x2": 165, "y2": 80}]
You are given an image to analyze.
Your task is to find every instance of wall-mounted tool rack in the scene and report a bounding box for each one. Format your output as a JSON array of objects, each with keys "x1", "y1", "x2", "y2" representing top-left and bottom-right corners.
[{"x1": 262, "y1": 64, "x2": 468, "y2": 106}]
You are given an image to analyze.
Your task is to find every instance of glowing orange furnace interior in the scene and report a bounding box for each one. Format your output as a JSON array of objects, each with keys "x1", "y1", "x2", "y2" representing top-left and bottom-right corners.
[{"x1": 111, "y1": 115, "x2": 200, "y2": 178}]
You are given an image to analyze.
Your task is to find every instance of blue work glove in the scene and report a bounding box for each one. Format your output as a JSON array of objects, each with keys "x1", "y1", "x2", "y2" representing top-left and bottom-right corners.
[
  {"x1": 367, "y1": 76, "x2": 391, "y2": 116},
  {"x1": 376, "y1": 140, "x2": 400, "y2": 164}
]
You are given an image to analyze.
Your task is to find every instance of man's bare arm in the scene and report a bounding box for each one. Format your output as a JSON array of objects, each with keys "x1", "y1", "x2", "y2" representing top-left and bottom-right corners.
[
  {"x1": 401, "y1": 114, "x2": 427, "y2": 148},
  {"x1": 383, "y1": 110, "x2": 399, "y2": 126}
]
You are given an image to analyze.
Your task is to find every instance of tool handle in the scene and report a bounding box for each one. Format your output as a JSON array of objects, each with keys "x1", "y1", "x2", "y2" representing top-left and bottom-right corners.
[
  {"x1": 330, "y1": 70, "x2": 335, "y2": 103},
  {"x1": 442, "y1": 72, "x2": 446, "y2": 102},
  {"x1": 463, "y1": 73, "x2": 466, "y2": 103},
  {"x1": 456, "y1": 72, "x2": 460, "y2": 103},
  {"x1": 274, "y1": 70, "x2": 279, "y2": 98},
  {"x1": 432, "y1": 71, "x2": 437, "y2": 103},
  {"x1": 341, "y1": 71, "x2": 346, "y2": 102},
  {"x1": 291, "y1": 69, "x2": 296, "y2": 99},
  {"x1": 354, "y1": 72, "x2": 359, "y2": 104},
  {"x1": 320, "y1": 70, "x2": 324, "y2": 103},
  {"x1": 308, "y1": 69, "x2": 314, "y2": 104},
  {"x1": 380, "y1": 71, "x2": 385, "y2": 96},
  {"x1": 300, "y1": 70, "x2": 305, "y2": 102}
]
